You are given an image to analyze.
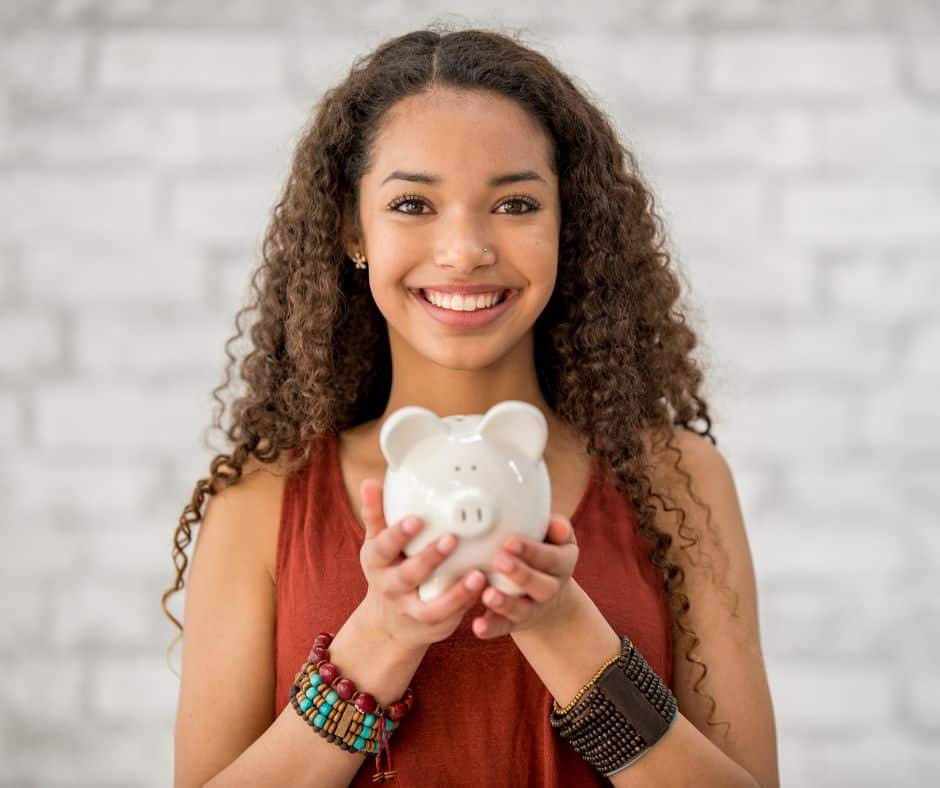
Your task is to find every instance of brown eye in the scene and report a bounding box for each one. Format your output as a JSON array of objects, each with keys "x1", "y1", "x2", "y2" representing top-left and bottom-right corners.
[
  {"x1": 497, "y1": 196, "x2": 540, "y2": 214},
  {"x1": 388, "y1": 194, "x2": 428, "y2": 214}
]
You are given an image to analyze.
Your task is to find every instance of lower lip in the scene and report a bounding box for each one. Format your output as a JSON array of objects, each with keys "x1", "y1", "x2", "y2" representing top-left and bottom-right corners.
[{"x1": 411, "y1": 288, "x2": 519, "y2": 328}]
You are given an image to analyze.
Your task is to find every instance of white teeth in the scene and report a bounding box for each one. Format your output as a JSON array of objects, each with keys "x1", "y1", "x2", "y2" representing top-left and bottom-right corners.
[{"x1": 422, "y1": 290, "x2": 506, "y2": 311}]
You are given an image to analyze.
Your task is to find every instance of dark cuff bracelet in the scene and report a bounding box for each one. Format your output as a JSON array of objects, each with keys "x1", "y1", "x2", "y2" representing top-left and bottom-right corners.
[{"x1": 548, "y1": 634, "x2": 679, "y2": 777}]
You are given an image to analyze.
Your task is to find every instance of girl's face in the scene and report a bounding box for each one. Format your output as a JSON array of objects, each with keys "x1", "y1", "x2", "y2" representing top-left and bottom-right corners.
[{"x1": 352, "y1": 87, "x2": 561, "y2": 371}]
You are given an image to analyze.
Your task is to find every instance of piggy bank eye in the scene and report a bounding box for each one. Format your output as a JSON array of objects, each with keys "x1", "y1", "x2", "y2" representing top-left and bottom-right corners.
[{"x1": 471, "y1": 465, "x2": 476, "y2": 470}]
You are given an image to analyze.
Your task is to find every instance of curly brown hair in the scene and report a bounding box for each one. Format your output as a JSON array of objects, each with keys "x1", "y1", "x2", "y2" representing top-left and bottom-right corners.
[{"x1": 161, "y1": 22, "x2": 741, "y2": 741}]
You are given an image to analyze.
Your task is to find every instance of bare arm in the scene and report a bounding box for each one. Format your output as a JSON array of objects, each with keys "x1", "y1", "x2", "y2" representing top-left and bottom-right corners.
[
  {"x1": 204, "y1": 604, "x2": 426, "y2": 788},
  {"x1": 172, "y1": 462, "x2": 427, "y2": 788}
]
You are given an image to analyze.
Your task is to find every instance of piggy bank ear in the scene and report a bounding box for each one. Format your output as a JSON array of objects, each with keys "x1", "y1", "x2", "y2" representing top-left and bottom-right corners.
[
  {"x1": 477, "y1": 400, "x2": 548, "y2": 464},
  {"x1": 379, "y1": 406, "x2": 448, "y2": 469}
]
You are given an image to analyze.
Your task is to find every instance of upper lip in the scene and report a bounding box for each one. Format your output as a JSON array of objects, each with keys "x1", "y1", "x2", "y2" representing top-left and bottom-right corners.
[{"x1": 411, "y1": 284, "x2": 516, "y2": 295}]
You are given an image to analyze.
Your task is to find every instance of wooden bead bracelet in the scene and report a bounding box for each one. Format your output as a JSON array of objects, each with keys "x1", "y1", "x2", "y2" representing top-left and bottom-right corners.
[
  {"x1": 288, "y1": 631, "x2": 415, "y2": 783},
  {"x1": 549, "y1": 633, "x2": 678, "y2": 777}
]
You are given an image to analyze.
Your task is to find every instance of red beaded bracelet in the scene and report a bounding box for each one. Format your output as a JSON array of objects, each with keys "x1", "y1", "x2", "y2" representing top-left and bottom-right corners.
[{"x1": 290, "y1": 632, "x2": 416, "y2": 783}]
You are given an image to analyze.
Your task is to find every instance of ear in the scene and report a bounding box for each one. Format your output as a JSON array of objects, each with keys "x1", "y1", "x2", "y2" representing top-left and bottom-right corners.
[
  {"x1": 379, "y1": 406, "x2": 449, "y2": 469},
  {"x1": 341, "y1": 194, "x2": 362, "y2": 259},
  {"x1": 477, "y1": 400, "x2": 548, "y2": 464}
]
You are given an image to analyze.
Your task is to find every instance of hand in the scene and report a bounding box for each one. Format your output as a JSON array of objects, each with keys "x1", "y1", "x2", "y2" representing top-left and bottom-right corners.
[
  {"x1": 357, "y1": 478, "x2": 488, "y2": 653},
  {"x1": 472, "y1": 514, "x2": 580, "y2": 640}
]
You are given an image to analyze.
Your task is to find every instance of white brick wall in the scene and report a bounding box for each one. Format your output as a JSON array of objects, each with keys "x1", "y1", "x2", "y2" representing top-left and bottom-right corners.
[{"x1": 2, "y1": 2, "x2": 938, "y2": 786}]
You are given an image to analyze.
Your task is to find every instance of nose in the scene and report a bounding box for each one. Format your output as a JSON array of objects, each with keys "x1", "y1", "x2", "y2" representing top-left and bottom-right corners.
[{"x1": 446, "y1": 487, "x2": 498, "y2": 538}]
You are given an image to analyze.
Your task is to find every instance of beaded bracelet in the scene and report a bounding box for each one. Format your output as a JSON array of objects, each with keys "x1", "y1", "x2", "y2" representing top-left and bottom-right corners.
[
  {"x1": 549, "y1": 634, "x2": 678, "y2": 777},
  {"x1": 288, "y1": 632, "x2": 415, "y2": 783}
]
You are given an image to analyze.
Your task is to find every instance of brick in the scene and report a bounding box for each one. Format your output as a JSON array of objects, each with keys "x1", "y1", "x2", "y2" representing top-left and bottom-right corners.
[
  {"x1": 0, "y1": 721, "x2": 174, "y2": 787},
  {"x1": 85, "y1": 516, "x2": 182, "y2": 582},
  {"x1": 0, "y1": 391, "x2": 22, "y2": 444},
  {"x1": 748, "y1": 515, "x2": 906, "y2": 577},
  {"x1": 906, "y1": 320, "x2": 940, "y2": 378},
  {"x1": 169, "y1": 173, "x2": 282, "y2": 242},
  {"x1": 697, "y1": 1, "x2": 900, "y2": 27},
  {"x1": 765, "y1": 660, "x2": 894, "y2": 731},
  {"x1": 50, "y1": 0, "x2": 284, "y2": 25},
  {"x1": 9, "y1": 102, "x2": 201, "y2": 165},
  {"x1": 0, "y1": 31, "x2": 87, "y2": 99},
  {"x1": 797, "y1": 731, "x2": 937, "y2": 787},
  {"x1": 185, "y1": 99, "x2": 310, "y2": 163},
  {"x1": 761, "y1": 580, "x2": 909, "y2": 661},
  {"x1": 48, "y1": 579, "x2": 162, "y2": 648},
  {"x1": 0, "y1": 252, "x2": 13, "y2": 299},
  {"x1": 91, "y1": 654, "x2": 179, "y2": 720},
  {"x1": 0, "y1": 309, "x2": 60, "y2": 376},
  {"x1": 21, "y1": 239, "x2": 205, "y2": 307},
  {"x1": 863, "y1": 382, "x2": 940, "y2": 452},
  {"x1": 35, "y1": 382, "x2": 214, "y2": 452},
  {"x1": 655, "y1": 175, "x2": 766, "y2": 244},
  {"x1": 0, "y1": 172, "x2": 154, "y2": 240},
  {"x1": 0, "y1": 522, "x2": 79, "y2": 580},
  {"x1": 630, "y1": 108, "x2": 815, "y2": 171},
  {"x1": 819, "y1": 101, "x2": 940, "y2": 170},
  {"x1": 711, "y1": 383, "x2": 858, "y2": 459},
  {"x1": 0, "y1": 585, "x2": 45, "y2": 650},
  {"x1": 74, "y1": 310, "x2": 232, "y2": 378},
  {"x1": 911, "y1": 37, "x2": 940, "y2": 95},
  {"x1": 908, "y1": 670, "x2": 940, "y2": 731},
  {"x1": 910, "y1": 511, "x2": 940, "y2": 572},
  {"x1": 783, "y1": 463, "x2": 902, "y2": 523},
  {"x1": 0, "y1": 451, "x2": 155, "y2": 518},
  {"x1": 0, "y1": 653, "x2": 83, "y2": 726},
  {"x1": 827, "y1": 254, "x2": 940, "y2": 325},
  {"x1": 96, "y1": 31, "x2": 285, "y2": 94},
  {"x1": 213, "y1": 253, "x2": 259, "y2": 314},
  {"x1": 706, "y1": 33, "x2": 898, "y2": 97},
  {"x1": 554, "y1": 34, "x2": 694, "y2": 104},
  {"x1": 782, "y1": 179, "x2": 940, "y2": 244},
  {"x1": 704, "y1": 313, "x2": 894, "y2": 383}
]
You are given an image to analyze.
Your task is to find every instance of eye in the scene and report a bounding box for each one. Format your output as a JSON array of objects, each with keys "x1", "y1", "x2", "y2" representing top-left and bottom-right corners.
[
  {"x1": 495, "y1": 195, "x2": 540, "y2": 214},
  {"x1": 386, "y1": 194, "x2": 541, "y2": 215},
  {"x1": 387, "y1": 193, "x2": 429, "y2": 215}
]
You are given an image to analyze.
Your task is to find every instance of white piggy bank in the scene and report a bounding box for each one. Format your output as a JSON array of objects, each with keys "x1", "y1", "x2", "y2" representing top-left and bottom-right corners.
[{"x1": 379, "y1": 400, "x2": 552, "y2": 603}]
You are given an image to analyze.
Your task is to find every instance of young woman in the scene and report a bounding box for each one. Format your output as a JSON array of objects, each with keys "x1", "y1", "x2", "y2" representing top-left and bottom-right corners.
[{"x1": 162, "y1": 25, "x2": 779, "y2": 788}]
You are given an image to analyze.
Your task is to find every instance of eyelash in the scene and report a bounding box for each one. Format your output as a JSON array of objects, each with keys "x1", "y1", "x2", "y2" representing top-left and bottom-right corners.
[{"x1": 386, "y1": 193, "x2": 541, "y2": 215}]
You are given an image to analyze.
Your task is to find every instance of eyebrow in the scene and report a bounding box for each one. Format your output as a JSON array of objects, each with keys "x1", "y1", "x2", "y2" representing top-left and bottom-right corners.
[{"x1": 380, "y1": 169, "x2": 547, "y2": 188}]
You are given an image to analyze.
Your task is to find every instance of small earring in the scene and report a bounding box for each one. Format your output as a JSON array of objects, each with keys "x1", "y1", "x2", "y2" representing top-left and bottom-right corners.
[{"x1": 352, "y1": 251, "x2": 367, "y2": 270}]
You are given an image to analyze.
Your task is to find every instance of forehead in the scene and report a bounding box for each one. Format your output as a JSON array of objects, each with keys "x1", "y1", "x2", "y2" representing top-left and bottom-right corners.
[{"x1": 366, "y1": 88, "x2": 555, "y2": 184}]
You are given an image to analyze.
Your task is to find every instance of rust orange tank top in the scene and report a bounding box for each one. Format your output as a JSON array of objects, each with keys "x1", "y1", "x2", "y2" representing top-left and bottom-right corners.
[{"x1": 274, "y1": 430, "x2": 674, "y2": 787}]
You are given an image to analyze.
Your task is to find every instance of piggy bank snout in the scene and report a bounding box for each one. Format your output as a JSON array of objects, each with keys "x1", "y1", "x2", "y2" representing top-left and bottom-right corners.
[{"x1": 446, "y1": 488, "x2": 499, "y2": 537}]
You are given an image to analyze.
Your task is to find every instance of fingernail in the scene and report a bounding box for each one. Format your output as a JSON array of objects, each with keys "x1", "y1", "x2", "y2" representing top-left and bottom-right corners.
[
  {"x1": 504, "y1": 538, "x2": 522, "y2": 555},
  {"x1": 494, "y1": 554, "x2": 514, "y2": 571},
  {"x1": 437, "y1": 533, "x2": 456, "y2": 552},
  {"x1": 465, "y1": 571, "x2": 484, "y2": 591},
  {"x1": 402, "y1": 517, "x2": 420, "y2": 534}
]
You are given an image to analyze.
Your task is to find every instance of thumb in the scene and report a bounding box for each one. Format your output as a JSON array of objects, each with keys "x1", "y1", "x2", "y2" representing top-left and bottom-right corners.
[
  {"x1": 547, "y1": 515, "x2": 574, "y2": 544},
  {"x1": 359, "y1": 478, "x2": 388, "y2": 540}
]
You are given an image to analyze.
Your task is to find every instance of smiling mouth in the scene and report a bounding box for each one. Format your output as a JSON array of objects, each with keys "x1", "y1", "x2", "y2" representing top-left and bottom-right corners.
[{"x1": 410, "y1": 288, "x2": 514, "y2": 310}]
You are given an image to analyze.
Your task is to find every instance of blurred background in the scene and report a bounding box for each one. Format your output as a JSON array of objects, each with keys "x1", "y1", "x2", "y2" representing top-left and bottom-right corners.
[{"x1": 1, "y1": 1, "x2": 938, "y2": 786}]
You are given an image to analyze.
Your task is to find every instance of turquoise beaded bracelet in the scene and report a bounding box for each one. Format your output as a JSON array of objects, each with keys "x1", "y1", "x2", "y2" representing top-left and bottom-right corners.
[{"x1": 289, "y1": 631, "x2": 415, "y2": 783}]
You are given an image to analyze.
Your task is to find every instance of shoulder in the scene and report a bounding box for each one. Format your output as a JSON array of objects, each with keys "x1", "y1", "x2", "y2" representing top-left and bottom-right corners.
[
  {"x1": 205, "y1": 452, "x2": 294, "y2": 586},
  {"x1": 638, "y1": 426, "x2": 780, "y2": 786}
]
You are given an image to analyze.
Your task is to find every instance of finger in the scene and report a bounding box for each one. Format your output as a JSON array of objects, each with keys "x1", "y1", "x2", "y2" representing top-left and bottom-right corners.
[
  {"x1": 547, "y1": 516, "x2": 576, "y2": 545},
  {"x1": 384, "y1": 531, "x2": 459, "y2": 595},
  {"x1": 491, "y1": 552, "x2": 561, "y2": 604},
  {"x1": 362, "y1": 514, "x2": 426, "y2": 570},
  {"x1": 403, "y1": 569, "x2": 486, "y2": 624},
  {"x1": 359, "y1": 478, "x2": 390, "y2": 540},
  {"x1": 472, "y1": 608, "x2": 514, "y2": 639},
  {"x1": 499, "y1": 528, "x2": 578, "y2": 578},
  {"x1": 482, "y1": 586, "x2": 535, "y2": 624}
]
